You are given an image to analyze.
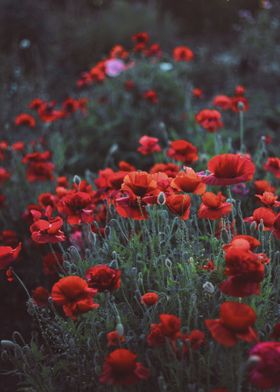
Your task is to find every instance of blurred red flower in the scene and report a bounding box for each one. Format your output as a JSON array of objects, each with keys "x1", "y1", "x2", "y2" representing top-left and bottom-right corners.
[
  {"x1": 85, "y1": 264, "x2": 121, "y2": 292},
  {"x1": 173, "y1": 46, "x2": 194, "y2": 62},
  {"x1": 167, "y1": 139, "x2": 198, "y2": 164},
  {"x1": 196, "y1": 109, "x2": 223, "y2": 132}
]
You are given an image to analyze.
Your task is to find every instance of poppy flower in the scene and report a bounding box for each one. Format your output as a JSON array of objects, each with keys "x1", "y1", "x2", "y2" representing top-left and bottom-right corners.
[
  {"x1": 110, "y1": 45, "x2": 129, "y2": 59},
  {"x1": 213, "y1": 95, "x2": 232, "y2": 110},
  {"x1": 198, "y1": 192, "x2": 232, "y2": 220},
  {"x1": 150, "y1": 163, "x2": 180, "y2": 178},
  {"x1": 132, "y1": 32, "x2": 149, "y2": 44},
  {"x1": 115, "y1": 193, "x2": 148, "y2": 220},
  {"x1": 235, "y1": 85, "x2": 245, "y2": 96},
  {"x1": 205, "y1": 302, "x2": 258, "y2": 347},
  {"x1": 166, "y1": 194, "x2": 191, "y2": 220},
  {"x1": 99, "y1": 348, "x2": 150, "y2": 385},
  {"x1": 141, "y1": 292, "x2": 159, "y2": 306},
  {"x1": 244, "y1": 207, "x2": 276, "y2": 230},
  {"x1": 62, "y1": 98, "x2": 80, "y2": 115},
  {"x1": 143, "y1": 90, "x2": 158, "y2": 104},
  {"x1": 137, "y1": 136, "x2": 161, "y2": 155},
  {"x1": 32, "y1": 286, "x2": 50, "y2": 307},
  {"x1": 220, "y1": 247, "x2": 265, "y2": 297},
  {"x1": 0, "y1": 168, "x2": 10, "y2": 183},
  {"x1": 107, "y1": 331, "x2": 125, "y2": 347},
  {"x1": 167, "y1": 139, "x2": 198, "y2": 164},
  {"x1": 159, "y1": 314, "x2": 181, "y2": 339},
  {"x1": 254, "y1": 179, "x2": 275, "y2": 194},
  {"x1": 256, "y1": 191, "x2": 280, "y2": 207},
  {"x1": 0, "y1": 243, "x2": 22, "y2": 270},
  {"x1": 171, "y1": 167, "x2": 206, "y2": 194},
  {"x1": 192, "y1": 88, "x2": 203, "y2": 98},
  {"x1": 38, "y1": 103, "x2": 64, "y2": 123},
  {"x1": 15, "y1": 113, "x2": 36, "y2": 128},
  {"x1": 263, "y1": 157, "x2": 280, "y2": 178},
  {"x1": 51, "y1": 276, "x2": 99, "y2": 319},
  {"x1": 85, "y1": 264, "x2": 121, "y2": 292},
  {"x1": 173, "y1": 46, "x2": 194, "y2": 62},
  {"x1": 145, "y1": 43, "x2": 162, "y2": 58},
  {"x1": 57, "y1": 191, "x2": 94, "y2": 225},
  {"x1": 248, "y1": 342, "x2": 280, "y2": 389},
  {"x1": 183, "y1": 329, "x2": 205, "y2": 350},
  {"x1": 30, "y1": 216, "x2": 65, "y2": 244},
  {"x1": 196, "y1": 109, "x2": 223, "y2": 132},
  {"x1": 231, "y1": 96, "x2": 249, "y2": 112},
  {"x1": 121, "y1": 171, "x2": 157, "y2": 200},
  {"x1": 201, "y1": 153, "x2": 255, "y2": 186},
  {"x1": 223, "y1": 235, "x2": 260, "y2": 252},
  {"x1": 29, "y1": 98, "x2": 44, "y2": 111}
]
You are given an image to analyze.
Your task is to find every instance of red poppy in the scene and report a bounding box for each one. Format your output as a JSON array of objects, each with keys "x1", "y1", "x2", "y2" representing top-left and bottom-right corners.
[
  {"x1": 231, "y1": 96, "x2": 249, "y2": 112},
  {"x1": 143, "y1": 90, "x2": 158, "y2": 104},
  {"x1": 223, "y1": 235, "x2": 260, "y2": 252},
  {"x1": 256, "y1": 192, "x2": 280, "y2": 207},
  {"x1": 263, "y1": 157, "x2": 280, "y2": 178},
  {"x1": 110, "y1": 45, "x2": 129, "y2": 59},
  {"x1": 150, "y1": 163, "x2": 179, "y2": 178},
  {"x1": 57, "y1": 191, "x2": 94, "y2": 225},
  {"x1": 235, "y1": 85, "x2": 245, "y2": 96},
  {"x1": 198, "y1": 192, "x2": 232, "y2": 220},
  {"x1": 107, "y1": 330, "x2": 125, "y2": 347},
  {"x1": 137, "y1": 135, "x2": 161, "y2": 155},
  {"x1": 51, "y1": 276, "x2": 99, "y2": 320},
  {"x1": 248, "y1": 342, "x2": 280, "y2": 389},
  {"x1": 205, "y1": 302, "x2": 258, "y2": 347},
  {"x1": 85, "y1": 264, "x2": 121, "y2": 292},
  {"x1": 99, "y1": 348, "x2": 150, "y2": 385},
  {"x1": 254, "y1": 179, "x2": 275, "y2": 194},
  {"x1": 159, "y1": 314, "x2": 181, "y2": 339},
  {"x1": 15, "y1": 113, "x2": 36, "y2": 128},
  {"x1": 166, "y1": 194, "x2": 191, "y2": 220},
  {"x1": 244, "y1": 207, "x2": 276, "y2": 230},
  {"x1": 213, "y1": 95, "x2": 232, "y2": 110},
  {"x1": 29, "y1": 98, "x2": 44, "y2": 111},
  {"x1": 171, "y1": 168, "x2": 206, "y2": 194},
  {"x1": 220, "y1": 247, "x2": 265, "y2": 297},
  {"x1": 196, "y1": 109, "x2": 223, "y2": 132},
  {"x1": 167, "y1": 139, "x2": 198, "y2": 164},
  {"x1": 201, "y1": 153, "x2": 255, "y2": 186},
  {"x1": 192, "y1": 88, "x2": 203, "y2": 98},
  {"x1": 173, "y1": 46, "x2": 194, "y2": 62},
  {"x1": 0, "y1": 243, "x2": 22, "y2": 270},
  {"x1": 141, "y1": 292, "x2": 159, "y2": 306},
  {"x1": 38, "y1": 103, "x2": 64, "y2": 123},
  {"x1": 115, "y1": 193, "x2": 148, "y2": 220},
  {"x1": 12, "y1": 141, "x2": 24, "y2": 151},
  {"x1": 30, "y1": 215, "x2": 65, "y2": 244},
  {"x1": 0, "y1": 168, "x2": 10, "y2": 183},
  {"x1": 32, "y1": 286, "x2": 50, "y2": 306},
  {"x1": 62, "y1": 98, "x2": 80, "y2": 115},
  {"x1": 145, "y1": 43, "x2": 162, "y2": 58},
  {"x1": 132, "y1": 32, "x2": 149, "y2": 44},
  {"x1": 121, "y1": 171, "x2": 157, "y2": 200}
]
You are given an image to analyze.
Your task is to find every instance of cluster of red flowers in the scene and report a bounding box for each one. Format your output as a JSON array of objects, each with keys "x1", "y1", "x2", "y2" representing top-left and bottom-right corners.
[{"x1": 213, "y1": 85, "x2": 249, "y2": 113}]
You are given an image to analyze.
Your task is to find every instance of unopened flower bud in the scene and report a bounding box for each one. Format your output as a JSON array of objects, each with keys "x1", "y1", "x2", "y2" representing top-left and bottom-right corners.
[
  {"x1": 238, "y1": 101, "x2": 245, "y2": 111},
  {"x1": 250, "y1": 221, "x2": 257, "y2": 232},
  {"x1": 157, "y1": 192, "x2": 166, "y2": 205},
  {"x1": 203, "y1": 281, "x2": 215, "y2": 294},
  {"x1": 73, "y1": 175, "x2": 81, "y2": 186}
]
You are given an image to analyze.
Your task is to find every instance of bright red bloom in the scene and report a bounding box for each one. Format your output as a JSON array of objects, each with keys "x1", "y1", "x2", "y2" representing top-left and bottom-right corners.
[
  {"x1": 198, "y1": 192, "x2": 232, "y2": 220},
  {"x1": 196, "y1": 109, "x2": 223, "y2": 132},
  {"x1": 173, "y1": 46, "x2": 194, "y2": 62},
  {"x1": 192, "y1": 88, "x2": 203, "y2": 98},
  {"x1": 254, "y1": 179, "x2": 275, "y2": 194},
  {"x1": 171, "y1": 168, "x2": 206, "y2": 194},
  {"x1": 159, "y1": 314, "x2": 181, "y2": 339},
  {"x1": 85, "y1": 264, "x2": 121, "y2": 292},
  {"x1": 137, "y1": 135, "x2": 161, "y2": 155},
  {"x1": 15, "y1": 113, "x2": 36, "y2": 128},
  {"x1": 62, "y1": 98, "x2": 80, "y2": 115},
  {"x1": 110, "y1": 45, "x2": 129, "y2": 59},
  {"x1": 213, "y1": 95, "x2": 232, "y2": 110},
  {"x1": 99, "y1": 348, "x2": 150, "y2": 385},
  {"x1": 235, "y1": 85, "x2": 245, "y2": 96},
  {"x1": 121, "y1": 171, "x2": 157, "y2": 200},
  {"x1": 166, "y1": 194, "x2": 191, "y2": 220},
  {"x1": 231, "y1": 96, "x2": 249, "y2": 112},
  {"x1": 132, "y1": 32, "x2": 149, "y2": 44},
  {"x1": 57, "y1": 191, "x2": 94, "y2": 225},
  {"x1": 143, "y1": 90, "x2": 158, "y2": 104},
  {"x1": 29, "y1": 98, "x2": 44, "y2": 110},
  {"x1": 223, "y1": 235, "x2": 260, "y2": 252},
  {"x1": 0, "y1": 243, "x2": 22, "y2": 270},
  {"x1": 201, "y1": 153, "x2": 255, "y2": 186},
  {"x1": 141, "y1": 292, "x2": 159, "y2": 306},
  {"x1": 30, "y1": 215, "x2": 65, "y2": 244},
  {"x1": 244, "y1": 207, "x2": 276, "y2": 230},
  {"x1": 256, "y1": 191, "x2": 280, "y2": 207},
  {"x1": 0, "y1": 168, "x2": 10, "y2": 183},
  {"x1": 150, "y1": 162, "x2": 179, "y2": 178},
  {"x1": 186, "y1": 329, "x2": 205, "y2": 350},
  {"x1": 22, "y1": 151, "x2": 54, "y2": 182},
  {"x1": 107, "y1": 331, "x2": 125, "y2": 347},
  {"x1": 263, "y1": 157, "x2": 280, "y2": 178},
  {"x1": 167, "y1": 139, "x2": 198, "y2": 164},
  {"x1": 42, "y1": 252, "x2": 63, "y2": 276},
  {"x1": 51, "y1": 276, "x2": 99, "y2": 319},
  {"x1": 220, "y1": 247, "x2": 265, "y2": 297},
  {"x1": 32, "y1": 286, "x2": 50, "y2": 306},
  {"x1": 248, "y1": 342, "x2": 280, "y2": 389},
  {"x1": 38, "y1": 102, "x2": 64, "y2": 123},
  {"x1": 205, "y1": 302, "x2": 257, "y2": 347}
]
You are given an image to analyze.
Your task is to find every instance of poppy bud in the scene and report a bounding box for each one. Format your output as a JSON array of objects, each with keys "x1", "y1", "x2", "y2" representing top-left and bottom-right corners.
[
  {"x1": 116, "y1": 320, "x2": 124, "y2": 336},
  {"x1": 73, "y1": 175, "x2": 81, "y2": 186},
  {"x1": 157, "y1": 192, "x2": 166, "y2": 205},
  {"x1": 250, "y1": 221, "x2": 257, "y2": 232},
  {"x1": 203, "y1": 281, "x2": 215, "y2": 294},
  {"x1": 238, "y1": 101, "x2": 245, "y2": 111}
]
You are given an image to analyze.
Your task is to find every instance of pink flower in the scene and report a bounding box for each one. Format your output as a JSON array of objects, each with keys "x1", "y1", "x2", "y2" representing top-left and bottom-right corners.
[{"x1": 105, "y1": 59, "x2": 126, "y2": 77}]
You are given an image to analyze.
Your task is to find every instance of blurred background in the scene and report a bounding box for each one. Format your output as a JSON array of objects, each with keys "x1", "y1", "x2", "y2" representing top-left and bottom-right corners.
[{"x1": 1, "y1": 0, "x2": 280, "y2": 390}]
